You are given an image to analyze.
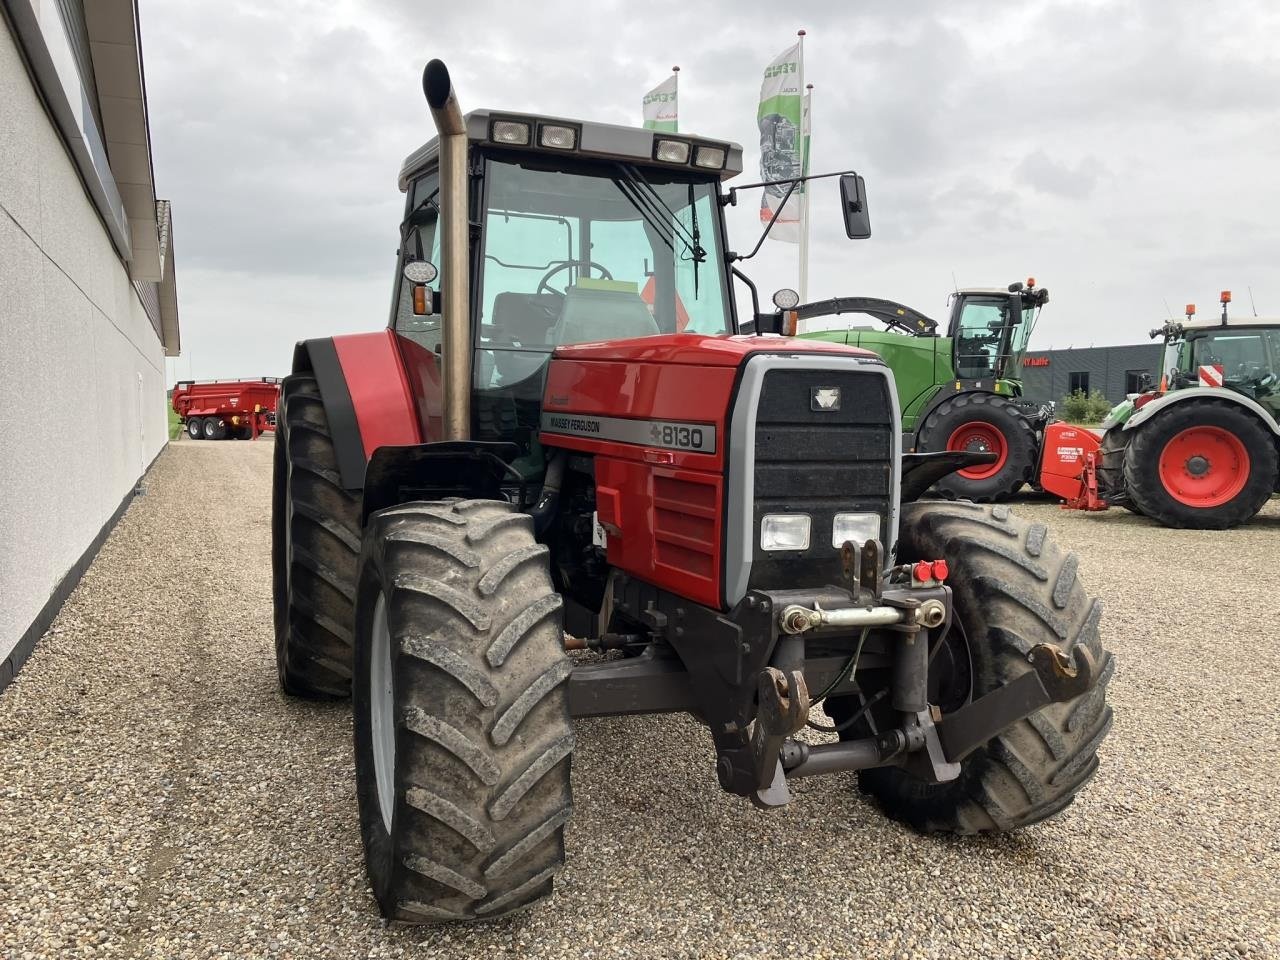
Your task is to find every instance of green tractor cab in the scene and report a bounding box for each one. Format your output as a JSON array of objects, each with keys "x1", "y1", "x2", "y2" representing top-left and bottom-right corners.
[{"x1": 798, "y1": 280, "x2": 1051, "y2": 501}]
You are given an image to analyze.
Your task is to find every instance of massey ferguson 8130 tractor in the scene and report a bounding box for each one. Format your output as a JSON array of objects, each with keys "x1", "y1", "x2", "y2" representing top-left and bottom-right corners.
[
  {"x1": 798, "y1": 281, "x2": 1052, "y2": 502},
  {"x1": 1042, "y1": 294, "x2": 1280, "y2": 529},
  {"x1": 271, "y1": 60, "x2": 1114, "y2": 923}
]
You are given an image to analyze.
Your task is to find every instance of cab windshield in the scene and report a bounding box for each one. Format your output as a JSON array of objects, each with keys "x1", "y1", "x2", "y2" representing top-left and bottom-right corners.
[
  {"x1": 1176, "y1": 329, "x2": 1280, "y2": 407},
  {"x1": 953, "y1": 297, "x2": 1035, "y2": 380},
  {"x1": 475, "y1": 154, "x2": 731, "y2": 391}
]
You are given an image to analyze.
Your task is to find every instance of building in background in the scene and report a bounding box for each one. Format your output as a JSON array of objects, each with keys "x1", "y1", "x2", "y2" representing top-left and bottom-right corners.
[
  {"x1": 1020, "y1": 343, "x2": 1162, "y2": 407},
  {"x1": 1, "y1": 0, "x2": 179, "y2": 689}
]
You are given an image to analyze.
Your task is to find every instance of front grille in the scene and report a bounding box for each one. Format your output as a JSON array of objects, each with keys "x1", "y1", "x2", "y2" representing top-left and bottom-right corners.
[{"x1": 748, "y1": 368, "x2": 894, "y2": 590}]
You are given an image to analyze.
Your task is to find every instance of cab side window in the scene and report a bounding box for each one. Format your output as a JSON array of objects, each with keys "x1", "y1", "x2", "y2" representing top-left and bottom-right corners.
[{"x1": 393, "y1": 173, "x2": 443, "y2": 352}]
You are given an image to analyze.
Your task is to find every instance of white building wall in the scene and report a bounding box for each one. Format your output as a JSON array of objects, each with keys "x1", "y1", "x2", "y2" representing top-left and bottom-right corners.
[{"x1": 0, "y1": 21, "x2": 168, "y2": 666}]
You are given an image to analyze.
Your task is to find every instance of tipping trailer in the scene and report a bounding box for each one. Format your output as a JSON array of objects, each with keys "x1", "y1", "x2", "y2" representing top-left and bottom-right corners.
[
  {"x1": 171, "y1": 378, "x2": 281, "y2": 440},
  {"x1": 271, "y1": 59, "x2": 1113, "y2": 923}
]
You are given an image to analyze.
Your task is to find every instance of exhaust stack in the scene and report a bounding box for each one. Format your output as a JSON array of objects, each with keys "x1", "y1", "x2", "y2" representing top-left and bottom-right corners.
[{"x1": 422, "y1": 59, "x2": 470, "y2": 441}]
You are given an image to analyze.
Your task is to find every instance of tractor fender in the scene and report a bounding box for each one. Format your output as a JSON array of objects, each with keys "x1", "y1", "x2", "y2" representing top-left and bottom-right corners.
[
  {"x1": 361, "y1": 440, "x2": 521, "y2": 524},
  {"x1": 290, "y1": 330, "x2": 421, "y2": 490},
  {"x1": 1122, "y1": 387, "x2": 1280, "y2": 436}
]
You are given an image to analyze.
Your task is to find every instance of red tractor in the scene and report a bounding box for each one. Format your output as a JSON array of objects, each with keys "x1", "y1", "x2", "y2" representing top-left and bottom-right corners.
[
  {"x1": 172, "y1": 378, "x2": 280, "y2": 440},
  {"x1": 272, "y1": 60, "x2": 1114, "y2": 923}
]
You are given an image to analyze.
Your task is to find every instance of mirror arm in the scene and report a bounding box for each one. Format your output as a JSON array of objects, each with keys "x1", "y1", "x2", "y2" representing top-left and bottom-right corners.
[
  {"x1": 731, "y1": 266, "x2": 762, "y2": 331},
  {"x1": 730, "y1": 180, "x2": 798, "y2": 264}
]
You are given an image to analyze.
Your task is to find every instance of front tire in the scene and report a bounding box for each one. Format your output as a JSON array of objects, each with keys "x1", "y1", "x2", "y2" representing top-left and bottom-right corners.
[
  {"x1": 831, "y1": 501, "x2": 1115, "y2": 833},
  {"x1": 1123, "y1": 401, "x2": 1276, "y2": 529},
  {"x1": 917, "y1": 393, "x2": 1038, "y2": 502},
  {"x1": 204, "y1": 417, "x2": 227, "y2": 440},
  {"x1": 353, "y1": 500, "x2": 574, "y2": 923},
  {"x1": 272, "y1": 374, "x2": 361, "y2": 698}
]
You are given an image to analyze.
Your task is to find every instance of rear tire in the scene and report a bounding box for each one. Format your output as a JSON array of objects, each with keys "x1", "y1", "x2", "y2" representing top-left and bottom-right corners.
[
  {"x1": 1123, "y1": 402, "x2": 1276, "y2": 529},
  {"x1": 830, "y1": 501, "x2": 1115, "y2": 833},
  {"x1": 272, "y1": 374, "x2": 361, "y2": 698},
  {"x1": 917, "y1": 393, "x2": 1038, "y2": 502},
  {"x1": 204, "y1": 418, "x2": 227, "y2": 440},
  {"x1": 186, "y1": 417, "x2": 203, "y2": 440},
  {"x1": 353, "y1": 500, "x2": 574, "y2": 923},
  {"x1": 1096, "y1": 427, "x2": 1139, "y2": 513}
]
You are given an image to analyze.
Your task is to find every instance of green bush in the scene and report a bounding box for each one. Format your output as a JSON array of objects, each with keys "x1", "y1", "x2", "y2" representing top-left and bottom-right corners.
[{"x1": 1058, "y1": 389, "x2": 1112, "y2": 424}]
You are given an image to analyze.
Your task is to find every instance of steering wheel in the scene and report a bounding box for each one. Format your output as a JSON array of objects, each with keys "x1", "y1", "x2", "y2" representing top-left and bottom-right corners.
[{"x1": 536, "y1": 259, "x2": 613, "y2": 297}]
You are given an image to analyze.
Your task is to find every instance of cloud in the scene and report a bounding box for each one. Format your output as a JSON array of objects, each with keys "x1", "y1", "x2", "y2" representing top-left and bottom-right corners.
[{"x1": 139, "y1": 0, "x2": 1280, "y2": 375}]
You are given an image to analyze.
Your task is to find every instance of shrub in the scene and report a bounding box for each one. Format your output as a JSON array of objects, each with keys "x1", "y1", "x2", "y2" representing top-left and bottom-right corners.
[{"x1": 1058, "y1": 389, "x2": 1113, "y2": 424}]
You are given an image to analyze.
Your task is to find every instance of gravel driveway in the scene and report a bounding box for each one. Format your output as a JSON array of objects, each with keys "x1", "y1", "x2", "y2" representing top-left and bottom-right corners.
[{"x1": 2, "y1": 440, "x2": 1277, "y2": 959}]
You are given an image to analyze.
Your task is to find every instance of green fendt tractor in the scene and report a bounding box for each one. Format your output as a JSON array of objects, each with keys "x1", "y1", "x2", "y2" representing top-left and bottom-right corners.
[
  {"x1": 799, "y1": 280, "x2": 1050, "y2": 501},
  {"x1": 1080, "y1": 294, "x2": 1280, "y2": 528}
]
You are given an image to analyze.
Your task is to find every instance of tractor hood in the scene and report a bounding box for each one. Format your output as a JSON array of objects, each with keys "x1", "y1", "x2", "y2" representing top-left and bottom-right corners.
[{"x1": 551, "y1": 333, "x2": 882, "y2": 367}]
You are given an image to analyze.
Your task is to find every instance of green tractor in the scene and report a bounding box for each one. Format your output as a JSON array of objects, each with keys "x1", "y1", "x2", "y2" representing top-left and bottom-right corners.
[
  {"x1": 797, "y1": 279, "x2": 1051, "y2": 501},
  {"x1": 1060, "y1": 294, "x2": 1280, "y2": 528}
]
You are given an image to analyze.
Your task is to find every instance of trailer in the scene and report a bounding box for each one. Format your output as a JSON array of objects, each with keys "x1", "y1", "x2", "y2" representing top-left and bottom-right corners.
[{"x1": 171, "y1": 378, "x2": 281, "y2": 440}]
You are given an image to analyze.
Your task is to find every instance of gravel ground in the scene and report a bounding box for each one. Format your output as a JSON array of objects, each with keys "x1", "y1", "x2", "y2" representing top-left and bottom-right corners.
[{"x1": 2, "y1": 439, "x2": 1278, "y2": 960}]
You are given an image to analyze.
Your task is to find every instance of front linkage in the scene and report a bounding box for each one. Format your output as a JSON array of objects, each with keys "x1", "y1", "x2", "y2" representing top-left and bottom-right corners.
[{"x1": 569, "y1": 536, "x2": 1099, "y2": 809}]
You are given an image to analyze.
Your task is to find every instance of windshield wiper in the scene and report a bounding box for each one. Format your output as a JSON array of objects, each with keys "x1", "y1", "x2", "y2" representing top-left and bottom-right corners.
[{"x1": 615, "y1": 163, "x2": 705, "y2": 265}]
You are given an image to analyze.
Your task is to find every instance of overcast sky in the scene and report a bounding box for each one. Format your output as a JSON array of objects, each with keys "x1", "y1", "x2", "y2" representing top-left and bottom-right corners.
[{"x1": 142, "y1": 0, "x2": 1280, "y2": 381}]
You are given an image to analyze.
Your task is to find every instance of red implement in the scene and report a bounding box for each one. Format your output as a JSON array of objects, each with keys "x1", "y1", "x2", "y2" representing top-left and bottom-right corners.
[
  {"x1": 1039, "y1": 422, "x2": 1108, "y2": 511},
  {"x1": 171, "y1": 378, "x2": 281, "y2": 440}
]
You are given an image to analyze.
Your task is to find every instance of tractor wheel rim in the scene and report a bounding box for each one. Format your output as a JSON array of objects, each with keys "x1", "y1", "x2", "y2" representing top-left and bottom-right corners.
[
  {"x1": 945, "y1": 421, "x2": 1009, "y2": 480},
  {"x1": 1157, "y1": 426, "x2": 1250, "y2": 508},
  {"x1": 370, "y1": 592, "x2": 396, "y2": 833}
]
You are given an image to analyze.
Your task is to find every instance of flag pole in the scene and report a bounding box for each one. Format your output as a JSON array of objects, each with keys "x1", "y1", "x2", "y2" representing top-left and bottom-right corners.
[
  {"x1": 672, "y1": 65, "x2": 679, "y2": 132},
  {"x1": 799, "y1": 80, "x2": 813, "y2": 310},
  {"x1": 796, "y1": 29, "x2": 809, "y2": 307}
]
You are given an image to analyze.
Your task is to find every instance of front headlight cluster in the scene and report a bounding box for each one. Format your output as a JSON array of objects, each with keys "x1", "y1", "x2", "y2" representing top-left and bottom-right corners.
[{"x1": 759, "y1": 512, "x2": 881, "y2": 551}]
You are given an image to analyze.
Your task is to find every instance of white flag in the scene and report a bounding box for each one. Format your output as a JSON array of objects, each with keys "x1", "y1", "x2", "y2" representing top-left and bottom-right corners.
[
  {"x1": 642, "y1": 73, "x2": 678, "y2": 132},
  {"x1": 757, "y1": 42, "x2": 804, "y2": 243}
]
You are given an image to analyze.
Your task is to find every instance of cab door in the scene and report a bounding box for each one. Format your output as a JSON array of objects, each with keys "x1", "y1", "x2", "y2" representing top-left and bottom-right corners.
[{"x1": 391, "y1": 171, "x2": 445, "y2": 442}]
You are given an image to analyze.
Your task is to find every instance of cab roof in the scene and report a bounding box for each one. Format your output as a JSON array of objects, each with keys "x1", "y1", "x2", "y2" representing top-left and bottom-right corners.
[
  {"x1": 1178, "y1": 315, "x2": 1280, "y2": 332},
  {"x1": 398, "y1": 109, "x2": 744, "y2": 191}
]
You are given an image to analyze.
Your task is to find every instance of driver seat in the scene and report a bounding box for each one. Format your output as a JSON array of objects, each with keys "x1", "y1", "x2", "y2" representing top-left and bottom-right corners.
[{"x1": 552, "y1": 278, "x2": 659, "y2": 346}]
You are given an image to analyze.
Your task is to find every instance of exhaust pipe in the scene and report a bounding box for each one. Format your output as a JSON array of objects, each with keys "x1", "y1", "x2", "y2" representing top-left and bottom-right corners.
[{"x1": 422, "y1": 59, "x2": 470, "y2": 441}]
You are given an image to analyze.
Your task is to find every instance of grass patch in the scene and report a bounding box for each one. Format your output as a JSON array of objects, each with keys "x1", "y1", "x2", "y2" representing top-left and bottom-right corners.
[{"x1": 168, "y1": 405, "x2": 182, "y2": 440}]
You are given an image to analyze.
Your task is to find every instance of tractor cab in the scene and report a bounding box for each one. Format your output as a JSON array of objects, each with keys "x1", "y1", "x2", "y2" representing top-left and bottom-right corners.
[
  {"x1": 946, "y1": 280, "x2": 1048, "y2": 386},
  {"x1": 392, "y1": 112, "x2": 739, "y2": 467}
]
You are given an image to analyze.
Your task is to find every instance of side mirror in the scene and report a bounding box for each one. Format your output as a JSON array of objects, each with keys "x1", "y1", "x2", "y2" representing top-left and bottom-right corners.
[{"x1": 839, "y1": 174, "x2": 871, "y2": 240}]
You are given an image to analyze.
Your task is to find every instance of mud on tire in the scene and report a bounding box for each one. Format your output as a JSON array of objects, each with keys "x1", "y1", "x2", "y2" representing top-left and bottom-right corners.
[
  {"x1": 272, "y1": 374, "x2": 362, "y2": 698},
  {"x1": 917, "y1": 393, "x2": 1038, "y2": 502},
  {"x1": 353, "y1": 500, "x2": 574, "y2": 923},
  {"x1": 832, "y1": 501, "x2": 1115, "y2": 833}
]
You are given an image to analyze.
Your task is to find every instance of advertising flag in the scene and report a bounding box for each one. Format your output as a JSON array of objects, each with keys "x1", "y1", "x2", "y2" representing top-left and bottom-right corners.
[
  {"x1": 758, "y1": 42, "x2": 804, "y2": 243},
  {"x1": 643, "y1": 72, "x2": 678, "y2": 132}
]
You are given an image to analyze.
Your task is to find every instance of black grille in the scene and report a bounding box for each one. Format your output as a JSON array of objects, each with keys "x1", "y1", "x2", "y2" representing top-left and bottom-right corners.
[{"x1": 748, "y1": 368, "x2": 894, "y2": 590}]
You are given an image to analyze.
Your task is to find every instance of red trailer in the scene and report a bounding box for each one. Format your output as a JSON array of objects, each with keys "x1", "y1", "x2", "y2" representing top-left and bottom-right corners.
[{"x1": 171, "y1": 378, "x2": 281, "y2": 440}]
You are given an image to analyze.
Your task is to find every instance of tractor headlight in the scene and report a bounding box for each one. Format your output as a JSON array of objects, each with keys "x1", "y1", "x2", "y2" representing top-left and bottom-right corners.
[
  {"x1": 693, "y1": 144, "x2": 726, "y2": 169},
  {"x1": 832, "y1": 512, "x2": 880, "y2": 548},
  {"x1": 491, "y1": 120, "x2": 531, "y2": 145},
  {"x1": 539, "y1": 124, "x2": 578, "y2": 150},
  {"x1": 654, "y1": 139, "x2": 691, "y2": 163},
  {"x1": 760, "y1": 514, "x2": 811, "y2": 551}
]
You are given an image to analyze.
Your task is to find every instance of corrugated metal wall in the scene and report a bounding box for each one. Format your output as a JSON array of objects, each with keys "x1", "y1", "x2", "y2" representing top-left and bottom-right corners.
[{"x1": 1021, "y1": 344, "x2": 1163, "y2": 404}]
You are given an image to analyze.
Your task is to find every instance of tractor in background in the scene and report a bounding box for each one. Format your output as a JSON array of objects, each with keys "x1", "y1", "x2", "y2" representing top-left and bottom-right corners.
[
  {"x1": 271, "y1": 60, "x2": 1112, "y2": 923},
  {"x1": 1043, "y1": 292, "x2": 1280, "y2": 528},
  {"x1": 799, "y1": 280, "x2": 1051, "y2": 501}
]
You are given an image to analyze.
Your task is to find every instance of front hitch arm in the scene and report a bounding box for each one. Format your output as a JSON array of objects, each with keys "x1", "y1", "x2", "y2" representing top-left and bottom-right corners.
[{"x1": 935, "y1": 643, "x2": 1098, "y2": 762}]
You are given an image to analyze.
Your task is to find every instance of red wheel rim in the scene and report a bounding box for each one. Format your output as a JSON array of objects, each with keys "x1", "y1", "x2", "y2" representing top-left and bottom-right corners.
[
  {"x1": 1157, "y1": 426, "x2": 1250, "y2": 507},
  {"x1": 946, "y1": 421, "x2": 1008, "y2": 480}
]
